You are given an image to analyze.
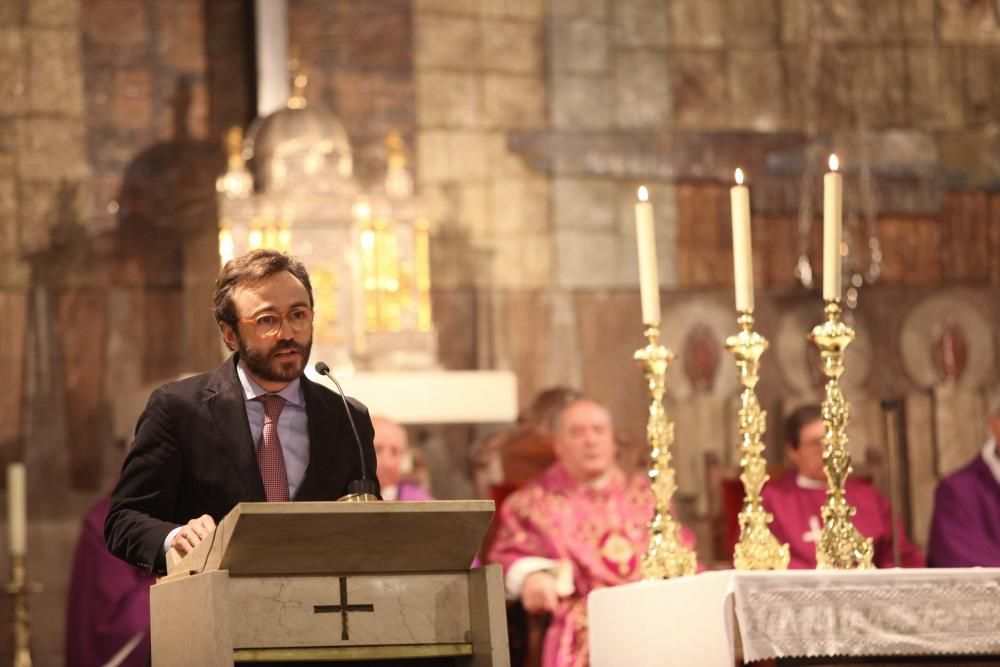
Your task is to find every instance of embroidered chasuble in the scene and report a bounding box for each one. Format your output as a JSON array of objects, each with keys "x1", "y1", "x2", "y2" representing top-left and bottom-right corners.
[{"x1": 489, "y1": 462, "x2": 695, "y2": 667}]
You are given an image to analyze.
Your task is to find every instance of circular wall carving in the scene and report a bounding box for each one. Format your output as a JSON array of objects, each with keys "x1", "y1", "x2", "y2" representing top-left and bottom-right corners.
[
  {"x1": 899, "y1": 294, "x2": 994, "y2": 389},
  {"x1": 661, "y1": 300, "x2": 738, "y2": 401}
]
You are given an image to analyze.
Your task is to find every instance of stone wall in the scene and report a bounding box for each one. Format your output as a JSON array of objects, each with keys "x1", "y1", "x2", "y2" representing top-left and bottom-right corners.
[{"x1": 0, "y1": 1, "x2": 252, "y2": 663}]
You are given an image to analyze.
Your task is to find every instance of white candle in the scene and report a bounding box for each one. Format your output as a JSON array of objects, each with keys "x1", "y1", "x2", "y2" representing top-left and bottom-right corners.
[
  {"x1": 823, "y1": 154, "x2": 843, "y2": 301},
  {"x1": 7, "y1": 463, "x2": 26, "y2": 556},
  {"x1": 634, "y1": 186, "x2": 661, "y2": 325},
  {"x1": 730, "y1": 168, "x2": 754, "y2": 312}
]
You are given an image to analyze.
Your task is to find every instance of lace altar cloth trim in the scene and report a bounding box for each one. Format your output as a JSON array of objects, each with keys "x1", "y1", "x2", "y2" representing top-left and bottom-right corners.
[{"x1": 733, "y1": 569, "x2": 1000, "y2": 662}]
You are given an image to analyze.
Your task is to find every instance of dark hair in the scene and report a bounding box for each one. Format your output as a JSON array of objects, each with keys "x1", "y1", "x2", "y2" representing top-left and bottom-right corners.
[
  {"x1": 520, "y1": 386, "x2": 584, "y2": 433},
  {"x1": 784, "y1": 404, "x2": 822, "y2": 449},
  {"x1": 213, "y1": 249, "x2": 314, "y2": 327}
]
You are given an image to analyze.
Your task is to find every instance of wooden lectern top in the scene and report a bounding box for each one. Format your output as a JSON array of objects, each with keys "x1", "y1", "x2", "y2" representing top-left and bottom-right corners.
[{"x1": 168, "y1": 500, "x2": 494, "y2": 577}]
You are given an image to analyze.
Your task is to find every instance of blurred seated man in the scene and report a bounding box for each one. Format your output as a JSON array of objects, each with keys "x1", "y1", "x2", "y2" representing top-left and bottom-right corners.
[
  {"x1": 373, "y1": 415, "x2": 432, "y2": 501},
  {"x1": 488, "y1": 398, "x2": 696, "y2": 667},
  {"x1": 470, "y1": 387, "x2": 581, "y2": 501},
  {"x1": 927, "y1": 391, "x2": 1000, "y2": 567},
  {"x1": 66, "y1": 495, "x2": 156, "y2": 667},
  {"x1": 762, "y1": 404, "x2": 924, "y2": 569}
]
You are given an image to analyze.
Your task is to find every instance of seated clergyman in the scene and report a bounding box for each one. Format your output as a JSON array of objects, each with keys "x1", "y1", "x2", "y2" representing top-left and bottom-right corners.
[
  {"x1": 762, "y1": 404, "x2": 924, "y2": 569},
  {"x1": 488, "y1": 398, "x2": 696, "y2": 667},
  {"x1": 927, "y1": 390, "x2": 1000, "y2": 567},
  {"x1": 372, "y1": 415, "x2": 433, "y2": 501}
]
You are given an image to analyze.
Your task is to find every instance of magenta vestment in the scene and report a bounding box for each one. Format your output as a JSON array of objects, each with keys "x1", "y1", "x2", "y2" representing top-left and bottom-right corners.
[
  {"x1": 396, "y1": 480, "x2": 434, "y2": 501},
  {"x1": 761, "y1": 471, "x2": 924, "y2": 569},
  {"x1": 66, "y1": 497, "x2": 156, "y2": 667},
  {"x1": 927, "y1": 454, "x2": 1000, "y2": 567},
  {"x1": 488, "y1": 462, "x2": 695, "y2": 667}
]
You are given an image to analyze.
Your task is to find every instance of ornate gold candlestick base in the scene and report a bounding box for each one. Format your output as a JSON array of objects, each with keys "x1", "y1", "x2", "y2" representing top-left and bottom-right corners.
[
  {"x1": 808, "y1": 300, "x2": 874, "y2": 570},
  {"x1": 6, "y1": 555, "x2": 39, "y2": 667},
  {"x1": 635, "y1": 324, "x2": 697, "y2": 580},
  {"x1": 725, "y1": 311, "x2": 789, "y2": 570}
]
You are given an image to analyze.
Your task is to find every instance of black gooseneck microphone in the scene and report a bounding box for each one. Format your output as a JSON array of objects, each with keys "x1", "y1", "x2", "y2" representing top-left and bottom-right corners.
[{"x1": 314, "y1": 361, "x2": 380, "y2": 501}]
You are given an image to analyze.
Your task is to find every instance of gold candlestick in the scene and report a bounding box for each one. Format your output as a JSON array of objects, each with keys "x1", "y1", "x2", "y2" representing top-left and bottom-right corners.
[
  {"x1": 635, "y1": 324, "x2": 697, "y2": 579},
  {"x1": 725, "y1": 311, "x2": 790, "y2": 570},
  {"x1": 6, "y1": 555, "x2": 39, "y2": 667},
  {"x1": 808, "y1": 300, "x2": 874, "y2": 569}
]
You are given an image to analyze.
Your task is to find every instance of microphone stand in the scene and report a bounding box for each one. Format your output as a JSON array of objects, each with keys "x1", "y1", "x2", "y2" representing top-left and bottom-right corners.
[{"x1": 314, "y1": 362, "x2": 380, "y2": 502}]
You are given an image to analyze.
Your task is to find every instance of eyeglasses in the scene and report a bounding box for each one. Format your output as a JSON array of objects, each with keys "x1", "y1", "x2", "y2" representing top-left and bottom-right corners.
[{"x1": 238, "y1": 307, "x2": 314, "y2": 337}]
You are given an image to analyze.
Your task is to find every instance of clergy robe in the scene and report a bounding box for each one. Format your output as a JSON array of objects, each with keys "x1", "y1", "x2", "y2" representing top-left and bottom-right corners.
[
  {"x1": 66, "y1": 497, "x2": 155, "y2": 667},
  {"x1": 488, "y1": 462, "x2": 695, "y2": 667},
  {"x1": 761, "y1": 471, "x2": 924, "y2": 569},
  {"x1": 397, "y1": 480, "x2": 433, "y2": 500},
  {"x1": 927, "y1": 444, "x2": 1000, "y2": 567}
]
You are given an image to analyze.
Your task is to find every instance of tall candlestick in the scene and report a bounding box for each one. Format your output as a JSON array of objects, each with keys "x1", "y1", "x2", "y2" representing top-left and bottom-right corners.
[
  {"x1": 7, "y1": 463, "x2": 26, "y2": 556},
  {"x1": 634, "y1": 186, "x2": 661, "y2": 325},
  {"x1": 730, "y1": 168, "x2": 754, "y2": 312},
  {"x1": 823, "y1": 154, "x2": 843, "y2": 301}
]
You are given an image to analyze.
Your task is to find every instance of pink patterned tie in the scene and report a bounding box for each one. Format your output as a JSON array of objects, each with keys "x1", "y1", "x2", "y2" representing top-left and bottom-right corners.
[{"x1": 256, "y1": 395, "x2": 289, "y2": 502}]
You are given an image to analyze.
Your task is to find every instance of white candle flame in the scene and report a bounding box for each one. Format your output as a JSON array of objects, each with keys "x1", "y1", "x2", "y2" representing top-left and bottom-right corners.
[
  {"x1": 829, "y1": 154, "x2": 839, "y2": 172},
  {"x1": 637, "y1": 185, "x2": 649, "y2": 202},
  {"x1": 734, "y1": 168, "x2": 744, "y2": 185}
]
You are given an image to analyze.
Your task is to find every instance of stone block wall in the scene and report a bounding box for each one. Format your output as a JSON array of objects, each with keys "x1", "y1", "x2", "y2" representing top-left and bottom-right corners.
[{"x1": 0, "y1": 1, "x2": 252, "y2": 664}]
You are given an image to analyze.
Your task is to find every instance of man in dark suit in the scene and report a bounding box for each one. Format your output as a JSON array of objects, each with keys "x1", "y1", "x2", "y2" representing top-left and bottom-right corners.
[{"x1": 105, "y1": 249, "x2": 379, "y2": 575}]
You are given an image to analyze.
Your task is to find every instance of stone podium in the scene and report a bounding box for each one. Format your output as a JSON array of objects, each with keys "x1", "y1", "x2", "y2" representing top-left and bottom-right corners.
[{"x1": 151, "y1": 500, "x2": 509, "y2": 665}]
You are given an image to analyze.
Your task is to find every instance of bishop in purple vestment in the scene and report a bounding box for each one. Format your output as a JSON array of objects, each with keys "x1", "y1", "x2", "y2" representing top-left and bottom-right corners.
[
  {"x1": 488, "y1": 399, "x2": 696, "y2": 667},
  {"x1": 927, "y1": 400, "x2": 1000, "y2": 567},
  {"x1": 762, "y1": 405, "x2": 924, "y2": 569},
  {"x1": 66, "y1": 497, "x2": 155, "y2": 667}
]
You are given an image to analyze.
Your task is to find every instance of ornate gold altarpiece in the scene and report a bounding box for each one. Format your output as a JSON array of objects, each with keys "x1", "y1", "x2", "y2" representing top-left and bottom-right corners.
[{"x1": 216, "y1": 79, "x2": 436, "y2": 375}]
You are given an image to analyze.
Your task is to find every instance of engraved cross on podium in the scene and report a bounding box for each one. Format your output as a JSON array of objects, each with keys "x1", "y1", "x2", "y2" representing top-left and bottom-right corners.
[{"x1": 313, "y1": 576, "x2": 375, "y2": 640}]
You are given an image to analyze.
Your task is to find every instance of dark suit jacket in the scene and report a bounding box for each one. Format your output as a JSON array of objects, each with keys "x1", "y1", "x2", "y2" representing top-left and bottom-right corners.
[{"x1": 105, "y1": 355, "x2": 379, "y2": 574}]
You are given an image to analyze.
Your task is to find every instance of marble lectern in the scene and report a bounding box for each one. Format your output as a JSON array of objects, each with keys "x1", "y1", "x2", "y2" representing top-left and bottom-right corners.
[{"x1": 152, "y1": 500, "x2": 508, "y2": 665}]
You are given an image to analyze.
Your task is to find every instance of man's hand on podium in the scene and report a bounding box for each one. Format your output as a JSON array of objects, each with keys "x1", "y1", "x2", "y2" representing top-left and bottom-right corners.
[
  {"x1": 521, "y1": 571, "x2": 559, "y2": 614},
  {"x1": 171, "y1": 514, "x2": 217, "y2": 556}
]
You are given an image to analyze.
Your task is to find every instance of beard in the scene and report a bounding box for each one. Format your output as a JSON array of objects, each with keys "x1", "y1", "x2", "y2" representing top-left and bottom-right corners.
[{"x1": 237, "y1": 334, "x2": 312, "y2": 384}]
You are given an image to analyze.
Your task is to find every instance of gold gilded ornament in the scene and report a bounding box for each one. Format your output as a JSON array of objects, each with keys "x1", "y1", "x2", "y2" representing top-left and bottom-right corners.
[
  {"x1": 6, "y1": 555, "x2": 41, "y2": 667},
  {"x1": 725, "y1": 311, "x2": 790, "y2": 570},
  {"x1": 809, "y1": 300, "x2": 874, "y2": 569},
  {"x1": 635, "y1": 325, "x2": 697, "y2": 579}
]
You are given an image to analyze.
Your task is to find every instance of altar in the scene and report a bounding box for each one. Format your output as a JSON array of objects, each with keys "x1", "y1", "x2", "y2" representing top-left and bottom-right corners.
[{"x1": 588, "y1": 568, "x2": 1000, "y2": 666}]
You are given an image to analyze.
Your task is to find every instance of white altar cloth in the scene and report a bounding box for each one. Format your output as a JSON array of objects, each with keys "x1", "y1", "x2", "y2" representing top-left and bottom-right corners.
[{"x1": 589, "y1": 568, "x2": 1000, "y2": 666}]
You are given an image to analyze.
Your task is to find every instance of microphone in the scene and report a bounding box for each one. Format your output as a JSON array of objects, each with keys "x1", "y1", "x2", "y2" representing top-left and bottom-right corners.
[{"x1": 314, "y1": 362, "x2": 380, "y2": 502}]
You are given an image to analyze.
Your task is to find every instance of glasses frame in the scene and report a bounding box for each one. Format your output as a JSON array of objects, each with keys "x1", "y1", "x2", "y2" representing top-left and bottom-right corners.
[{"x1": 237, "y1": 306, "x2": 314, "y2": 337}]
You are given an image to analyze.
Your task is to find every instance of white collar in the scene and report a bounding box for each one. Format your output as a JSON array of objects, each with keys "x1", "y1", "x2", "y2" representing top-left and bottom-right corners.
[
  {"x1": 381, "y1": 485, "x2": 399, "y2": 501},
  {"x1": 236, "y1": 359, "x2": 304, "y2": 407},
  {"x1": 981, "y1": 438, "x2": 1000, "y2": 486},
  {"x1": 582, "y1": 468, "x2": 617, "y2": 490},
  {"x1": 795, "y1": 474, "x2": 827, "y2": 490}
]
